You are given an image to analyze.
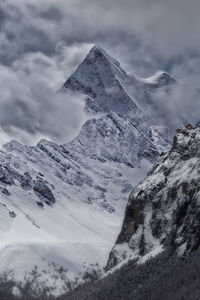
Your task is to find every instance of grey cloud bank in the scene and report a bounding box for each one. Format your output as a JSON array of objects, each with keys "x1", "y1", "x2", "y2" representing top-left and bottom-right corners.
[
  {"x1": 0, "y1": 48, "x2": 89, "y2": 146},
  {"x1": 0, "y1": 0, "x2": 200, "y2": 145},
  {"x1": 1, "y1": 0, "x2": 200, "y2": 75}
]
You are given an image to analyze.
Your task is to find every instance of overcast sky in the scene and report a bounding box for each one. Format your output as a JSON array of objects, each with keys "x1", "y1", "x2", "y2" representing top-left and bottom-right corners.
[{"x1": 0, "y1": 0, "x2": 200, "y2": 146}]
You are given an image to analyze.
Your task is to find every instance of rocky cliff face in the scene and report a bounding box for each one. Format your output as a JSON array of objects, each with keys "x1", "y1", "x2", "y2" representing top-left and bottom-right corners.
[{"x1": 107, "y1": 122, "x2": 200, "y2": 269}]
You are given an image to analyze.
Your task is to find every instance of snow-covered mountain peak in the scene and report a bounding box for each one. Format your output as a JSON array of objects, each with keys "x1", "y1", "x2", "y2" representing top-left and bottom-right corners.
[
  {"x1": 64, "y1": 45, "x2": 187, "y2": 134},
  {"x1": 86, "y1": 44, "x2": 123, "y2": 71},
  {"x1": 64, "y1": 45, "x2": 142, "y2": 121},
  {"x1": 142, "y1": 70, "x2": 177, "y2": 86},
  {"x1": 3, "y1": 139, "x2": 27, "y2": 153}
]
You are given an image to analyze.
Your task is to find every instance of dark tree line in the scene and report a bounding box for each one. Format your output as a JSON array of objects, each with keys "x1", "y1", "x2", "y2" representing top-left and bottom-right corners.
[
  {"x1": 60, "y1": 248, "x2": 200, "y2": 300},
  {"x1": 0, "y1": 248, "x2": 200, "y2": 299}
]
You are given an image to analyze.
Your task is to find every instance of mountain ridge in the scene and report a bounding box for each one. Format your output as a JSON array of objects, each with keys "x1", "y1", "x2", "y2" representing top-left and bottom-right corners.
[{"x1": 0, "y1": 45, "x2": 195, "y2": 294}]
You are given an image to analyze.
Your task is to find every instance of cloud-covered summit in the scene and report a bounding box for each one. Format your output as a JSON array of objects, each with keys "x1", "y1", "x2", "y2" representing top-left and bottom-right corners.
[
  {"x1": 1, "y1": 0, "x2": 200, "y2": 80},
  {"x1": 0, "y1": 0, "x2": 200, "y2": 146}
]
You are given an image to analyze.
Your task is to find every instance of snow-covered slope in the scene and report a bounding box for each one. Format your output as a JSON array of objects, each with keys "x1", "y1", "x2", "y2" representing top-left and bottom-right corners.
[
  {"x1": 0, "y1": 45, "x2": 180, "y2": 292},
  {"x1": 107, "y1": 122, "x2": 200, "y2": 270},
  {"x1": 0, "y1": 116, "x2": 155, "y2": 292}
]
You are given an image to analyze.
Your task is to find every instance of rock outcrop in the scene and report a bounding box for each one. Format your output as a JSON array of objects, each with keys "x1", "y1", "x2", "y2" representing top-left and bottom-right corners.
[{"x1": 107, "y1": 122, "x2": 200, "y2": 269}]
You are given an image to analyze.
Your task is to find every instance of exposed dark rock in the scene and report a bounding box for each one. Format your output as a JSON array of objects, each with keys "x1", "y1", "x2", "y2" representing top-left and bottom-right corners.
[
  {"x1": 36, "y1": 201, "x2": 44, "y2": 208},
  {"x1": 9, "y1": 211, "x2": 16, "y2": 218},
  {"x1": 108, "y1": 123, "x2": 200, "y2": 269},
  {"x1": 20, "y1": 172, "x2": 33, "y2": 190},
  {"x1": 0, "y1": 166, "x2": 14, "y2": 185},
  {"x1": 0, "y1": 186, "x2": 10, "y2": 195},
  {"x1": 33, "y1": 179, "x2": 56, "y2": 206}
]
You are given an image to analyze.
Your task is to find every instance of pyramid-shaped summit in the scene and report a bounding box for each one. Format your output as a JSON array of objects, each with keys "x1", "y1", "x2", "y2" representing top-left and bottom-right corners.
[
  {"x1": 86, "y1": 44, "x2": 109, "y2": 58},
  {"x1": 86, "y1": 45, "x2": 122, "y2": 68},
  {"x1": 64, "y1": 45, "x2": 184, "y2": 132},
  {"x1": 64, "y1": 45, "x2": 142, "y2": 120},
  {"x1": 64, "y1": 44, "x2": 127, "y2": 89}
]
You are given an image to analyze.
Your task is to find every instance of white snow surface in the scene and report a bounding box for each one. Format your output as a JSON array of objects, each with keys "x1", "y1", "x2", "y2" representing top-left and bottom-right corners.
[
  {"x1": 0, "y1": 132, "x2": 152, "y2": 293},
  {"x1": 0, "y1": 45, "x2": 174, "y2": 293}
]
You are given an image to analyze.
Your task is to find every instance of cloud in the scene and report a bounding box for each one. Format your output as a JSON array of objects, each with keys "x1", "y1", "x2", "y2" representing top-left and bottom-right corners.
[
  {"x1": 1, "y1": 0, "x2": 200, "y2": 76},
  {"x1": 0, "y1": 50, "x2": 89, "y2": 146},
  {"x1": 147, "y1": 83, "x2": 200, "y2": 130},
  {"x1": 0, "y1": 0, "x2": 200, "y2": 147}
]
